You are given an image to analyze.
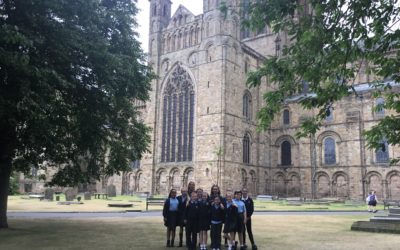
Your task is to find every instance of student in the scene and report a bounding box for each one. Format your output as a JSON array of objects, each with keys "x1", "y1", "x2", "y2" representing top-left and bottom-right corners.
[
  {"x1": 223, "y1": 192, "x2": 238, "y2": 250},
  {"x1": 177, "y1": 188, "x2": 189, "y2": 247},
  {"x1": 209, "y1": 184, "x2": 222, "y2": 202},
  {"x1": 199, "y1": 192, "x2": 211, "y2": 250},
  {"x1": 163, "y1": 189, "x2": 179, "y2": 247},
  {"x1": 232, "y1": 190, "x2": 247, "y2": 250},
  {"x1": 223, "y1": 188, "x2": 233, "y2": 248},
  {"x1": 185, "y1": 191, "x2": 201, "y2": 250},
  {"x1": 188, "y1": 181, "x2": 196, "y2": 197},
  {"x1": 367, "y1": 190, "x2": 379, "y2": 213},
  {"x1": 241, "y1": 188, "x2": 257, "y2": 250},
  {"x1": 210, "y1": 196, "x2": 225, "y2": 250}
]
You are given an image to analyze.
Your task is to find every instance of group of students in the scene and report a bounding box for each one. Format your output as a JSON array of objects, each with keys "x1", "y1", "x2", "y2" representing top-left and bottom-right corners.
[{"x1": 163, "y1": 182, "x2": 258, "y2": 250}]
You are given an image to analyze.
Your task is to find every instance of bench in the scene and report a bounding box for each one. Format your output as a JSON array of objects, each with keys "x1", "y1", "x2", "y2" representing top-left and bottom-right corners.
[
  {"x1": 29, "y1": 194, "x2": 45, "y2": 200},
  {"x1": 94, "y1": 193, "x2": 108, "y2": 199},
  {"x1": 146, "y1": 198, "x2": 166, "y2": 211},
  {"x1": 383, "y1": 200, "x2": 400, "y2": 210}
]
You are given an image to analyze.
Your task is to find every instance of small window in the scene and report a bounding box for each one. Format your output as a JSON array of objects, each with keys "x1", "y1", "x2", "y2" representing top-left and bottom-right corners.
[
  {"x1": 281, "y1": 141, "x2": 291, "y2": 166},
  {"x1": 283, "y1": 109, "x2": 290, "y2": 125},
  {"x1": 326, "y1": 106, "x2": 333, "y2": 122},
  {"x1": 324, "y1": 137, "x2": 336, "y2": 165},
  {"x1": 243, "y1": 134, "x2": 251, "y2": 164},
  {"x1": 243, "y1": 91, "x2": 252, "y2": 120},
  {"x1": 153, "y1": 5, "x2": 157, "y2": 16},
  {"x1": 375, "y1": 98, "x2": 385, "y2": 116},
  {"x1": 376, "y1": 139, "x2": 389, "y2": 163}
]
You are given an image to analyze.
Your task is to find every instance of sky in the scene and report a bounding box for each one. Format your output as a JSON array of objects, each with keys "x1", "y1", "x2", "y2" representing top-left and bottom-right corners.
[{"x1": 136, "y1": 0, "x2": 203, "y2": 52}]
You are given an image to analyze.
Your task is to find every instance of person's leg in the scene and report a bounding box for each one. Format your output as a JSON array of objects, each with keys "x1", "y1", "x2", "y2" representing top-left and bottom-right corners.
[
  {"x1": 179, "y1": 225, "x2": 184, "y2": 247},
  {"x1": 246, "y1": 218, "x2": 256, "y2": 247},
  {"x1": 216, "y1": 224, "x2": 222, "y2": 250},
  {"x1": 171, "y1": 228, "x2": 176, "y2": 247},
  {"x1": 192, "y1": 231, "x2": 197, "y2": 250},
  {"x1": 186, "y1": 225, "x2": 192, "y2": 249},
  {"x1": 204, "y1": 230, "x2": 208, "y2": 248},
  {"x1": 242, "y1": 221, "x2": 247, "y2": 247}
]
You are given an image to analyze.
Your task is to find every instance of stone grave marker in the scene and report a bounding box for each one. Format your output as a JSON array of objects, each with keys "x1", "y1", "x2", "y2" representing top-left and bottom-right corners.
[
  {"x1": 107, "y1": 185, "x2": 116, "y2": 197},
  {"x1": 65, "y1": 189, "x2": 75, "y2": 201},
  {"x1": 84, "y1": 192, "x2": 91, "y2": 200},
  {"x1": 44, "y1": 188, "x2": 54, "y2": 201}
]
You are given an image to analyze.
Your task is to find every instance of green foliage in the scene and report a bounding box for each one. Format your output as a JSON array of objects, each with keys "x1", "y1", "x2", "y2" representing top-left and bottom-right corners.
[
  {"x1": 244, "y1": 0, "x2": 400, "y2": 162},
  {"x1": 8, "y1": 175, "x2": 19, "y2": 195},
  {"x1": 0, "y1": 0, "x2": 154, "y2": 185}
]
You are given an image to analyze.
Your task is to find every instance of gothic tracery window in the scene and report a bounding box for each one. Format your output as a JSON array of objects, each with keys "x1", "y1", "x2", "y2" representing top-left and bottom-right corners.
[{"x1": 161, "y1": 65, "x2": 195, "y2": 163}]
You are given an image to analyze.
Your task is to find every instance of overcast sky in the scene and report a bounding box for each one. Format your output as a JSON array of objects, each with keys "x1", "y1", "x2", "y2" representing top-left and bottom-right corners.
[{"x1": 136, "y1": 0, "x2": 203, "y2": 52}]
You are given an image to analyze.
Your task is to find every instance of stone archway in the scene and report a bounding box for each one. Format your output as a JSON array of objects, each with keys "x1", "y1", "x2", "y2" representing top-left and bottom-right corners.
[
  {"x1": 388, "y1": 172, "x2": 400, "y2": 200},
  {"x1": 287, "y1": 173, "x2": 301, "y2": 197},
  {"x1": 332, "y1": 172, "x2": 349, "y2": 199},
  {"x1": 273, "y1": 173, "x2": 286, "y2": 197},
  {"x1": 316, "y1": 172, "x2": 330, "y2": 198},
  {"x1": 366, "y1": 172, "x2": 383, "y2": 199}
]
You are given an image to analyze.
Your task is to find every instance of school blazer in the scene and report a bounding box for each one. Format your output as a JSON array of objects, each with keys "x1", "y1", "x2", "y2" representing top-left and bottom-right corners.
[{"x1": 242, "y1": 197, "x2": 254, "y2": 217}]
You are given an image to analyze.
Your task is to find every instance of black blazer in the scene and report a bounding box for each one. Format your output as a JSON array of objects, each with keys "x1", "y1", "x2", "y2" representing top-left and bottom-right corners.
[{"x1": 242, "y1": 197, "x2": 254, "y2": 217}]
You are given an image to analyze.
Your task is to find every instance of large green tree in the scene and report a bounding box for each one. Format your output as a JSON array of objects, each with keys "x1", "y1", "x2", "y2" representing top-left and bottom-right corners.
[
  {"x1": 0, "y1": 0, "x2": 153, "y2": 229},
  {"x1": 238, "y1": 0, "x2": 399, "y2": 158}
]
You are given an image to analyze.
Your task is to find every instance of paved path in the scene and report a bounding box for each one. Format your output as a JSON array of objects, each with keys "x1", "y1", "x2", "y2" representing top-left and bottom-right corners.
[{"x1": 7, "y1": 210, "x2": 386, "y2": 219}]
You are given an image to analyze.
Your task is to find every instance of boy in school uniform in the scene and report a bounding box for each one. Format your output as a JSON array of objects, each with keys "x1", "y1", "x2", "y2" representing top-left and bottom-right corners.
[
  {"x1": 185, "y1": 191, "x2": 200, "y2": 250},
  {"x1": 210, "y1": 196, "x2": 225, "y2": 250},
  {"x1": 241, "y1": 188, "x2": 257, "y2": 250},
  {"x1": 223, "y1": 192, "x2": 238, "y2": 250},
  {"x1": 177, "y1": 188, "x2": 189, "y2": 247}
]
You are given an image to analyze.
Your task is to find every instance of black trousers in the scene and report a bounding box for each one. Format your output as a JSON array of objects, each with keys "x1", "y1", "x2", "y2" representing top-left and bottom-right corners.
[
  {"x1": 186, "y1": 223, "x2": 197, "y2": 250},
  {"x1": 243, "y1": 217, "x2": 255, "y2": 245},
  {"x1": 210, "y1": 223, "x2": 223, "y2": 249}
]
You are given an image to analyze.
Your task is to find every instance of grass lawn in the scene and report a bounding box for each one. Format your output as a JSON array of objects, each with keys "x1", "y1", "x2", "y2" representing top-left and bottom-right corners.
[
  {"x1": 7, "y1": 195, "x2": 384, "y2": 212},
  {"x1": 1, "y1": 215, "x2": 399, "y2": 250}
]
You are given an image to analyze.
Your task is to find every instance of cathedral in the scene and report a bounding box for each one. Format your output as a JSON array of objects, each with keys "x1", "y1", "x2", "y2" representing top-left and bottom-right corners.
[{"x1": 19, "y1": 0, "x2": 400, "y2": 201}]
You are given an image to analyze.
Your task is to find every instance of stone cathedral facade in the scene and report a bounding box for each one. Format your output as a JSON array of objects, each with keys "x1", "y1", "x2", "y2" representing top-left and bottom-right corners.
[
  {"x1": 20, "y1": 0, "x2": 400, "y2": 200},
  {"x1": 114, "y1": 0, "x2": 400, "y2": 200}
]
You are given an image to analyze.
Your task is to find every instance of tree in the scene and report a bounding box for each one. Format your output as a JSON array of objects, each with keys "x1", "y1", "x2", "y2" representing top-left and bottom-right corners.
[
  {"x1": 238, "y1": 0, "x2": 400, "y2": 159},
  {"x1": 0, "y1": 0, "x2": 153, "y2": 229}
]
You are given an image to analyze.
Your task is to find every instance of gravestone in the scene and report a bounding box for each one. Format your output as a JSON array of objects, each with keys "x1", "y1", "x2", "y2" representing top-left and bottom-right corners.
[
  {"x1": 107, "y1": 185, "x2": 116, "y2": 197},
  {"x1": 44, "y1": 188, "x2": 54, "y2": 201},
  {"x1": 84, "y1": 192, "x2": 91, "y2": 200},
  {"x1": 65, "y1": 189, "x2": 75, "y2": 201}
]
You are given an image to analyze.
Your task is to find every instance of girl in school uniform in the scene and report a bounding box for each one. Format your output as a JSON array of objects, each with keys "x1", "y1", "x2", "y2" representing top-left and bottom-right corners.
[
  {"x1": 163, "y1": 189, "x2": 179, "y2": 247},
  {"x1": 232, "y1": 190, "x2": 247, "y2": 250},
  {"x1": 223, "y1": 192, "x2": 238, "y2": 250},
  {"x1": 185, "y1": 191, "x2": 201, "y2": 250},
  {"x1": 210, "y1": 196, "x2": 225, "y2": 250},
  {"x1": 199, "y1": 192, "x2": 211, "y2": 250}
]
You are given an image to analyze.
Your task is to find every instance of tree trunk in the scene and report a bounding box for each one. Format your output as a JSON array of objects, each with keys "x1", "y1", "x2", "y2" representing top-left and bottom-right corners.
[{"x1": 0, "y1": 159, "x2": 11, "y2": 229}]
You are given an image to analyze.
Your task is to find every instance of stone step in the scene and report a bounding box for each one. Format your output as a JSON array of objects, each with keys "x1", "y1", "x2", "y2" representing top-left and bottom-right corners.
[
  {"x1": 370, "y1": 217, "x2": 400, "y2": 223},
  {"x1": 388, "y1": 214, "x2": 400, "y2": 218},
  {"x1": 389, "y1": 208, "x2": 400, "y2": 214},
  {"x1": 351, "y1": 221, "x2": 400, "y2": 234}
]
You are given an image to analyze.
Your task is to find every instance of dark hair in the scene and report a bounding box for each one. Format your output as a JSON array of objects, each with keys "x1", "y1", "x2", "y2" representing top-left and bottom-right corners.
[
  {"x1": 234, "y1": 190, "x2": 242, "y2": 195},
  {"x1": 168, "y1": 189, "x2": 177, "y2": 198},
  {"x1": 210, "y1": 184, "x2": 221, "y2": 197}
]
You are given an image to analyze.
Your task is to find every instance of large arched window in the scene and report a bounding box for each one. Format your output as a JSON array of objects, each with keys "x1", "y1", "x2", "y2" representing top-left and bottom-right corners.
[
  {"x1": 243, "y1": 133, "x2": 251, "y2": 164},
  {"x1": 324, "y1": 137, "x2": 336, "y2": 165},
  {"x1": 161, "y1": 65, "x2": 195, "y2": 163},
  {"x1": 281, "y1": 141, "x2": 291, "y2": 166},
  {"x1": 376, "y1": 139, "x2": 389, "y2": 163},
  {"x1": 283, "y1": 109, "x2": 290, "y2": 125},
  {"x1": 243, "y1": 91, "x2": 252, "y2": 120}
]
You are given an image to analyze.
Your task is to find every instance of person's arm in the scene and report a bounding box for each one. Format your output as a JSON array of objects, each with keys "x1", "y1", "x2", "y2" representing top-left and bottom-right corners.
[
  {"x1": 249, "y1": 198, "x2": 254, "y2": 217},
  {"x1": 163, "y1": 199, "x2": 169, "y2": 220}
]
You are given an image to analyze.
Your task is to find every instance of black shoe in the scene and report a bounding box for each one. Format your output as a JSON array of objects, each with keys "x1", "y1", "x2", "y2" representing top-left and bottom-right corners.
[
  {"x1": 171, "y1": 240, "x2": 174, "y2": 247},
  {"x1": 252, "y1": 245, "x2": 258, "y2": 250},
  {"x1": 167, "y1": 240, "x2": 171, "y2": 247}
]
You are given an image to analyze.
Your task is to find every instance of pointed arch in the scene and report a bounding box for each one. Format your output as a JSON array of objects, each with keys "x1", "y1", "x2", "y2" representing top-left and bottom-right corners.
[{"x1": 160, "y1": 64, "x2": 196, "y2": 163}]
